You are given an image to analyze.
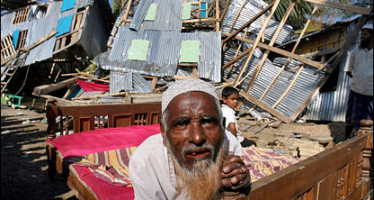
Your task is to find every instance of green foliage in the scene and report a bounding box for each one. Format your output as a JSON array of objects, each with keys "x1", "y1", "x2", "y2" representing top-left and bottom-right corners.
[
  {"x1": 263, "y1": 0, "x2": 313, "y2": 29},
  {"x1": 112, "y1": 0, "x2": 121, "y2": 20}
]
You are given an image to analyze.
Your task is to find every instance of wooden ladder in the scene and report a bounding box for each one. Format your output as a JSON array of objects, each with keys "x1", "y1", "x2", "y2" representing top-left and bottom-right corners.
[{"x1": 1, "y1": 64, "x2": 19, "y2": 94}]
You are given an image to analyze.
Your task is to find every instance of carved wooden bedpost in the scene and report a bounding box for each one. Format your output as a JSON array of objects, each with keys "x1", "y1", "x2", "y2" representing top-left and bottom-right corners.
[
  {"x1": 357, "y1": 119, "x2": 373, "y2": 198},
  {"x1": 46, "y1": 100, "x2": 58, "y2": 139}
]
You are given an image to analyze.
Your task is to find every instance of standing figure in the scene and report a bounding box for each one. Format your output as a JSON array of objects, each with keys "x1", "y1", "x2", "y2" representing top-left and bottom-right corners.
[{"x1": 344, "y1": 23, "x2": 373, "y2": 139}]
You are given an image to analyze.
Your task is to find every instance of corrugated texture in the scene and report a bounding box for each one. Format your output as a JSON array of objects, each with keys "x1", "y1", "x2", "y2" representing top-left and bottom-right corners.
[
  {"x1": 2, "y1": 0, "x2": 110, "y2": 67},
  {"x1": 221, "y1": 0, "x2": 293, "y2": 45},
  {"x1": 129, "y1": 0, "x2": 153, "y2": 31},
  {"x1": 141, "y1": 0, "x2": 183, "y2": 31},
  {"x1": 223, "y1": 45, "x2": 325, "y2": 120},
  {"x1": 181, "y1": 31, "x2": 221, "y2": 82},
  {"x1": 302, "y1": 21, "x2": 360, "y2": 122},
  {"x1": 110, "y1": 71, "x2": 133, "y2": 93},
  {"x1": 76, "y1": 0, "x2": 94, "y2": 8},
  {"x1": 102, "y1": 26, "x2": 221, "y2": 82},
  {"x1": 109, "y1": 71, "x2": 153, "y2": 94},
  {"x1": 1, "y1": 1, "x2": 76, "y2": 66}
]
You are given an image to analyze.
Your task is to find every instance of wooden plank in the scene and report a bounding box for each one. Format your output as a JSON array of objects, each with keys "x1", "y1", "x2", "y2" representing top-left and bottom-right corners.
[
  {"x1": 33, "y1": 77, "x2": 77, "y2": 96},
  {"x1": 318, "y1": 171, "x2": 338, "y2": 199},
  {"x1": 272, "y1": 65, "x2": 304, "y2": 109},
  {"x1": 183, "y1": 17, "x2": 219, "y2": 23},
  {"x1": 239, "y1": 91, "x2": 291, "y2": 123},
  {"x1": 304, "y1": 0, "x2": 372, "y2": 15},
  {"x1": 215, "y1": 0, "x2": 219, "y2": 31},
  {"x1": 245, "y1": 2, "x2": 295, "y2": 92},
  {"x1": 233, "y1": 0, "x2": 281, "y2": 86}
]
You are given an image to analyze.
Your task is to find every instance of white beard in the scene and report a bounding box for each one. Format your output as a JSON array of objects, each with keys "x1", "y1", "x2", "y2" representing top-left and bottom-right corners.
[{"x1": 165, "y1": 137, "x2": 228, "y2": 200}]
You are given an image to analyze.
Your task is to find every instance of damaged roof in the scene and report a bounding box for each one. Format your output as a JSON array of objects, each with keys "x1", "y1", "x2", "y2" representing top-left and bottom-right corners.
[{"x1": 1, "y1": 0, "x2": 112, "y2": 66}]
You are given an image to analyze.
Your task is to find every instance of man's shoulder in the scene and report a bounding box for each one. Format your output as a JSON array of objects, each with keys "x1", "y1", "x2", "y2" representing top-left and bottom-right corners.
[
  {"x1": 130, "y1": 134, "x2": 167, "y2": 171},
  {"x1": 135, "y1": 134, "x2": 164, "y2": 153}
]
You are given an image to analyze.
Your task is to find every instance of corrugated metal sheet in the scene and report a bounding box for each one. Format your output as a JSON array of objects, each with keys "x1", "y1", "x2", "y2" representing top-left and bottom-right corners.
[
  {"x1": 102, "y1": 26, "x2": 221, "y2": 82},
  {"x1": 141, "y1": 0, "x2": 183, "y2": 31},
  {"x1": 110, "y1": 70, "x2": 133, "y2": 93},
  {"x1": 302, "y1": 21, "x2": 361, "y2": 122},
  {"x1": 129, "y1": 0, "x2": 153, "y2": 31},
  {"x1": 223, "y1": 44, "x2": 325, "y2": 119},
  {"x1": 109, "y1": 71, "x2": 153, "y2": 94},
  {"x1": 2, "y1": 0, "x2": 109, "y2": 67},
  {"x1": 221, "y1": 0, "x2": 293, "y2": 45},
  {"x1": 1, "y1": 1, "x2": 77, "y2": 66}
]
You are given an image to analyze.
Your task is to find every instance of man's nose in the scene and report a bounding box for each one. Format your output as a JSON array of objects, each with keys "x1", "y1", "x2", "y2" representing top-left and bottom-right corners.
[{"x1": 188, "y1": 122, "x2": 206, "y2": 145}]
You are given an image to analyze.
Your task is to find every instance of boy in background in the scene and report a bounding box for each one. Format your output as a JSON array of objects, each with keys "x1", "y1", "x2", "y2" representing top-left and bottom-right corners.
[{"x1": 222, "y1": 87, "x2": 256, "y2": 147}]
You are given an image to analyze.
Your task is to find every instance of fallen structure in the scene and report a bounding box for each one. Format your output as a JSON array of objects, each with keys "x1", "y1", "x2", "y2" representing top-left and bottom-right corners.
[
  {"x1": 1, "y1": 0, "x2": 113, "y2": 95},
  {"x1": 3, "y1": 0, "x2": 373, "y2": 125}
]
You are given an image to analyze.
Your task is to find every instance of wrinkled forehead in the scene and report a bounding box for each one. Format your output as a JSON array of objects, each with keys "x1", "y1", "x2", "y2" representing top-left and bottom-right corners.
[
  {"x1": 161, "y1": 79, "x2": 219, "y2": 114},
  {"x1": 164, "y1": 91, "x2": 221, "y2": 118}
]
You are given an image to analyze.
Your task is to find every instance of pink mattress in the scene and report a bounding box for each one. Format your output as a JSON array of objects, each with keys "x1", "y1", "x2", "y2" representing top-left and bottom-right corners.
[{"x1": 46, "y1": 124, "x2": 161, "y2": 160}]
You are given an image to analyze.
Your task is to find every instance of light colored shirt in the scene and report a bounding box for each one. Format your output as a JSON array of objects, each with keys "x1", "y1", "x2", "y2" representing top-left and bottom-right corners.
[
  {"x1": 222, "y1": 104, "x2": 244, "y2": 143},
  {"x1": 345, "y1": 47, "x2": 373, "y2": 96},
  {"x1": 129, "y1": 133, "x2": 241, "y2": 200}
]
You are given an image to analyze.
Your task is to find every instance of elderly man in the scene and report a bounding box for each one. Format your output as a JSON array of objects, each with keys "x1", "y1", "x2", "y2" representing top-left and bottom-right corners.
[{"x1": 129, "y1": 79, "x2": 251, "y2": 199}]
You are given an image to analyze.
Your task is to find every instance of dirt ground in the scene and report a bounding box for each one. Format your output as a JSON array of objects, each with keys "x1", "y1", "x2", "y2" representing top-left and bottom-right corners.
[
  {"x1": 1, "y1": 105, "x2": 77, "y2": 200},
  {"x1": 1, "y1": 104, "x2": 346, "y2": 199}
]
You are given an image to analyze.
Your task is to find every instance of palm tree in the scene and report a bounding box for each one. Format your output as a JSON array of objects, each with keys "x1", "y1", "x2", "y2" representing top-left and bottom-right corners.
[{"x1": 263, "y1": 0, "x2": 313, "y2": 29}]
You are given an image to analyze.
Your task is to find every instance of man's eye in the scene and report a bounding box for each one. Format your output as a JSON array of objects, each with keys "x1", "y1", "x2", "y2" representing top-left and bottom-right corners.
[
  {"x1": 201, "y1": 116, "x2": 218, "y2": 127},
  {"x1": 174, "y1": 118, "x2": 190, "y2": 128}
]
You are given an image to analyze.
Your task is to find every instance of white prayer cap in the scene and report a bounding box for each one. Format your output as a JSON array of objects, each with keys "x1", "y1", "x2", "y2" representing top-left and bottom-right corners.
[
  {"x1": 162, "y1": 79, "x2": 219, "y2": 114},
  {"x1": 362, "y1": 23, "x2": 373, "y2": 30}
]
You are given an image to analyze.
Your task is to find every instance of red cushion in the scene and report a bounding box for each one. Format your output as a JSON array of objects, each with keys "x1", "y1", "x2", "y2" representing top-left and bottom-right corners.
[{"x1": 47, "y1": 124, "x2": 160, "y2": 159}]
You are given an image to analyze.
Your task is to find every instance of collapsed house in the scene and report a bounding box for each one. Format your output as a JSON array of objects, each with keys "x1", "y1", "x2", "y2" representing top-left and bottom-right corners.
[
  {"x1": 3, "y1": 0, "x2": 373, "y2": 124},
  {"x1": 1, "y1": 0, "x2": 113, "y2": 95}
]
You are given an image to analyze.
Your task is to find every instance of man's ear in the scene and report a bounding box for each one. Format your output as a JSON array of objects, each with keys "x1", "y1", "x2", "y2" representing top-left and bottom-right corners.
[
  {"x1": 160, "y1": 122, "x2": 168, "y2": 146},
  {"x1": 160, "y1": 123, "x2": 165, "y2": 138}
]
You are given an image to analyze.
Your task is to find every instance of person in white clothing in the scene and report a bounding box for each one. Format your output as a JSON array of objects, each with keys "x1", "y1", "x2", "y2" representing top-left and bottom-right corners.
[
  {"x1": 344, "y1": 23, "x2": 373, "y2": 139},
  {"x1": 129, "y1": 79, "x2": 251, "y2": 200},
  {"x1": 222, "y1": 86, "x2": 256, "y2": 147}
]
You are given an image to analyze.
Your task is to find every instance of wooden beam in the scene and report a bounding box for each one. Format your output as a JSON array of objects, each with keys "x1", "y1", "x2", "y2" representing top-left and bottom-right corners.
[
  {"x1": 222, "y1": 32, "x2": 325, "y2": 70},
  {"x1": 222, "y1": 1, "x2": 275, "y2": 44},
  {"x1": 33, "y1": 77, "x2": 77, "y2": 96},
  {"x1": 272, "y1": 65, "x2": 304, "y2": 109},
  {"x1": 19, "y1": 30, "x2": 58, "y2": 52},
  {"x1": 72, "y1": 92, "x2": 127, "y2": 101},
  {"x1": 215, "y1": 0, "x2": 220, "y2": 31},
  {"x1": 304, "y1": 0, "x2": 372, "y2": 15},
  {"x1": 239, "y1": 91, "x2": 291, "y2": 123},
  {"x1": 245, "y1": 2, "x2": 296, "y2": 92},
  {"x1": 251, "y1": 7, "x2": 319, "y2": 110},
  {"x1": 183, "y1": 18, "x2": 220, "y2": 23},
  {"x1": 233, "y1": 0, "x2": 281, "y2": 86}
]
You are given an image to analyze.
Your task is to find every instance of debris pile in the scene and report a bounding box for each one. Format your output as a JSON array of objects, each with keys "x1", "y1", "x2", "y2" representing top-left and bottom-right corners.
[{"x1": 1, "y1": 0, "x2": 372, "y2": 150}]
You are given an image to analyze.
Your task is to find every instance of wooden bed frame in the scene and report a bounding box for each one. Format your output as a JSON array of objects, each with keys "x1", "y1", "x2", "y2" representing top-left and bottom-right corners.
[
  {"x1": 46, "y1": 103, "x2": 372, "y2": 199},
  {"x1": 45, "y1": 102, "x2": 162, "y2": 181}
]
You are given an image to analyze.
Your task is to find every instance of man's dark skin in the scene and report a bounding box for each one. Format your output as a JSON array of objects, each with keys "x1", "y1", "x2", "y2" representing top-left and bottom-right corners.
[{"x1": 160, "y1": 91, "x2": 251, "y2": 194}]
